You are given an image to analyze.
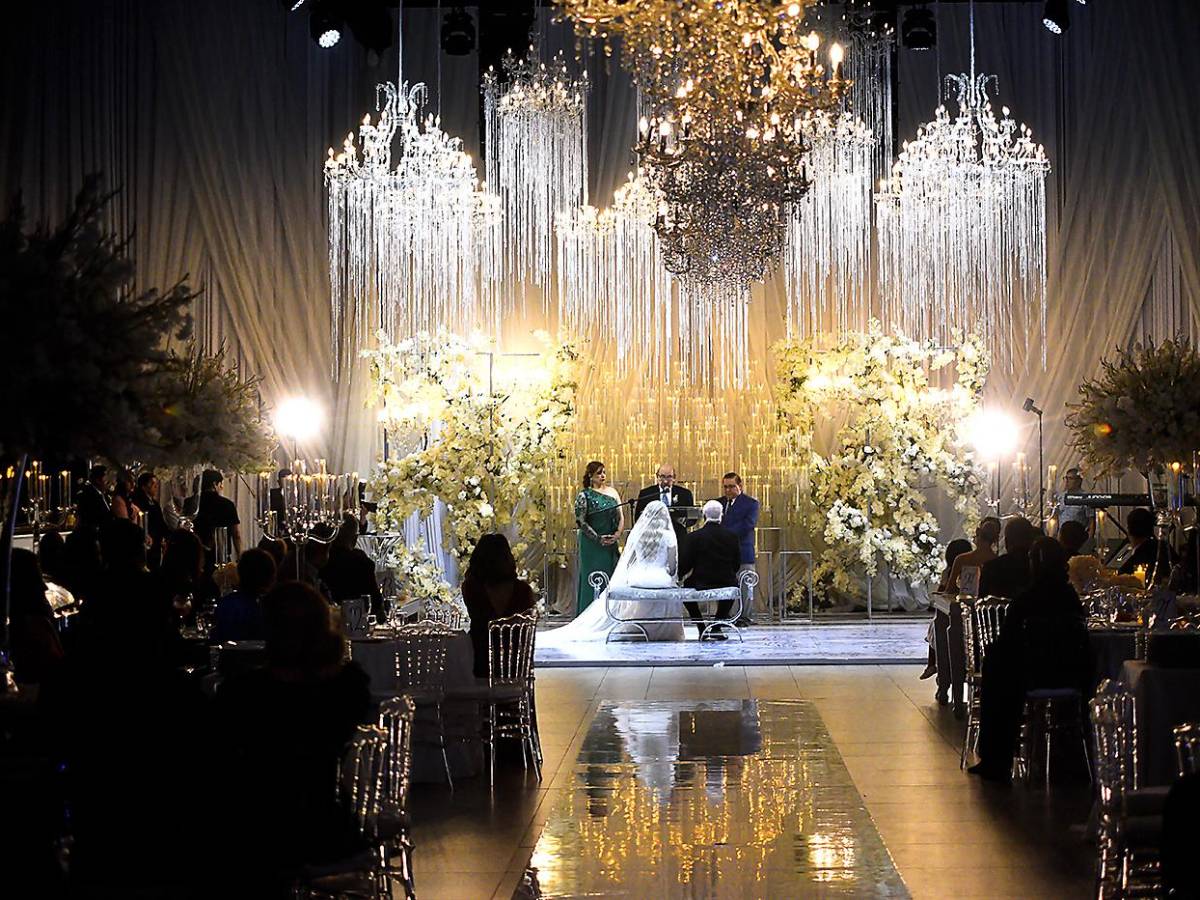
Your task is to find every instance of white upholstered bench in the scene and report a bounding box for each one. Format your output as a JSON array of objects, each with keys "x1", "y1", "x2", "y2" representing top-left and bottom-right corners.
[{"x1": 588, "y1": 569, "x2": 758, "y2": 643}]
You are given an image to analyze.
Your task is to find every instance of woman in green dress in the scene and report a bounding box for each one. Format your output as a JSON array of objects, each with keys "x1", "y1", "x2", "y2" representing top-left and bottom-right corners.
[{"x1": 575, "y1": 460, "x2": 624, "y2": 614}]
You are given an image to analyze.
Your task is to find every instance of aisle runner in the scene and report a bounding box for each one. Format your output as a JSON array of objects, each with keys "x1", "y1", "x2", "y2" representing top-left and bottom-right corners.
[
  {"x1": 534, "y1": 622, "x2": 928, "y2": 667},
  {"x1": 515, "y1": 699, "x2": 909, "y2": 898}
]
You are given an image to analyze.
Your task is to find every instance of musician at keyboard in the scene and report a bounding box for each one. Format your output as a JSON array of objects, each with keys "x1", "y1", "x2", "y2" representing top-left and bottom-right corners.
[{"x1": 1053, "y1": 468, "x2": 1095, "y2": 545}]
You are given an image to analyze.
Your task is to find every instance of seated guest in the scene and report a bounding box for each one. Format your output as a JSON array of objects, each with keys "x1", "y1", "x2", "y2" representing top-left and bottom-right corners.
[
  {"x1": 5, "y1": 549, "x2": 65, "y2": 686},
  {"x1": 37, "y1": 529, "x2": 69, "y2": 586},
  {"x1": 968, "y1": 538, "x2": 1089, "y2": 782},
  {"x1": 1117, "y1": 507, "x2": 1176, "y2": 580},
  {"x1": 216, "y1": 582, "x2": 371, "y2": 887},
  {"x1": 281, "y1": 535, "x2": 332, "y2": 594},
  {"x1": 1058, "y1": 520, "x2": 1089, "y2": 558},
  {"x1": 462, "y1": 534, "x2": 537, "y2": 678},
  {"x1": 212, "y1": 548, "x2": 276, "y2": 643},
  {"x1": 920, "y1": 538, "x2": 973, "y2": 684},
  {"x1": 320, "y1": 515, "x2": 383, "y2": 615},
  {"x1": 978, "y1": 517, "x2": 1037, "y2": 599},
  {"x1": 679, "y1": 500, "x2": 742, "y2": 639},
  {"x1": 152, "y1": 529, "x2": 205, "y2": 622}
]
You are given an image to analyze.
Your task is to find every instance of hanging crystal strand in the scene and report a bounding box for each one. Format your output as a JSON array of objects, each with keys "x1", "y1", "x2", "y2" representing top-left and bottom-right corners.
[
  {"x1": 848, "y1": 30, "x2": 895, "y2": 186},
  {"x1": 484, "y1": 48, "x2": 588, "y2": 296},
  {"x1": 786, "y1": 111, "x2": 873, "y2": 338}
]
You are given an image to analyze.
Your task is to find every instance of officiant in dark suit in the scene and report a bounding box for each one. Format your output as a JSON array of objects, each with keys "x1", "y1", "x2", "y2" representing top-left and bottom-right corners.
[
  {"x1": 679, "y1": 500, "x2": 741, "y2": 640},
  {"x1": 634, "y1": 464, "x2": 695, "y2": 545}
]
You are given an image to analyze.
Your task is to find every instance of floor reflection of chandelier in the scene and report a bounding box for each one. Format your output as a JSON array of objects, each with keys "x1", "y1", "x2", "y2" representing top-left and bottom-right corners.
[
  {"x1": 875, "y1": 2, "x2": 1049, "y2": 369},
  {"x1": 484, "y1": 49, "x2": 588, "y2": 291},
  {"x1": 325, "y1": 81, "x2": 500, "y2": 372}
]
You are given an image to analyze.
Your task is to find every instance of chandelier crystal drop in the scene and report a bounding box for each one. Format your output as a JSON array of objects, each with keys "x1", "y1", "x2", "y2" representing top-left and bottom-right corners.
[
  {"x1": 484, "y1": 49, "x2": 589, "y2": 290},
  {"x1": 875, "y1": 3, "x2": 1049, "y2": 369},
  {"x1": 785, "y1": 111, "x2": 874, "y2": 337},
  {"x1": 325, "y1": 81, "x2": 501, "y2": 373}
]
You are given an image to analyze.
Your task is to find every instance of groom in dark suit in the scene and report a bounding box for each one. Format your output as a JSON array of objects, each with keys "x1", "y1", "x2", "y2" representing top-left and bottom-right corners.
[
  {"x1": 720, "y1": 472, "x2": 760, "y2": 624},
  {"x1": 679, "y1": 500, "x2": 742, "y2": 640},
  {"x1": 634, "y1": 464, "x2": 695, "y2": 546}
]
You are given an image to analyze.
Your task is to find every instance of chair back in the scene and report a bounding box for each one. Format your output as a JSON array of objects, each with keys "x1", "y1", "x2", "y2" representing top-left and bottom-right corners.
[
  {"x1": 393, "y1": 622, "x2": 455, "y2": 693},
  {"x1": 377, "y1": 695, "x2": 416, "y2": 811},
  {"x1": 1174, "y1": 721, "x2": 1200, "y2": 778},
  {"x1": 422, "y1": 602, "x2": 466, "y2": 631},
  {"x1": 1090, "y1": 679, "x2": 1139, "y2": 814},
  {"x1": 1021, "y1": 614, "x2": 1089, "y2": 690},
  {"x1": 340, "y1": 724, "x2": 388, "y2": 838},
  {"x1": 488, "y1": 609, "x2": 538, "y2": 686},
  {"x1": 962, "y1": 597, "x2": 1010, "y2": 676}
]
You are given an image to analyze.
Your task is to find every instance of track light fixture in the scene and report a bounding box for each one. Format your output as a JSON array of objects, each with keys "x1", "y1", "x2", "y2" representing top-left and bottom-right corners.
[
  {"x1": 310, "y1": 1, "x2": 342, "y2": 48},
  {"x1": 902, "y1": 4, "x2": 936, "y2": 51},
  {"x1": 441, "y1": 6, "x2": 476, "y2": 56},
  {"x1": 1043, "y1": 0, "x2": 1070, "y2": 34}
]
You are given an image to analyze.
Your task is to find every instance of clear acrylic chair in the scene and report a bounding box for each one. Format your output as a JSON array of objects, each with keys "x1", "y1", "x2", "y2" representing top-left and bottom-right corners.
[
  {"x1": 1090, "y1": 679, "x2": 1164, "y2": 899},
  {"x1": 448, "y1": 609, "x2": 540, "y2": 787},
  {"x1": 292, "y1": 724, "x2": 389, "y2": 900},
  {"x1": 959, "y1": 597, "x2": 1010, "y2": 768},
  {"x1": 393, "y1": 622, "x2": 456, "y2": 790},
  {"x1": 1014, "y1": 616, "x2": 1092, "y2": 786},
  {"x1": 377, "y1": 695, "x2": 417, "y2": 899},
  {"x1": 1174, "y1": 722, "x2": 1200, "y2": 777}
]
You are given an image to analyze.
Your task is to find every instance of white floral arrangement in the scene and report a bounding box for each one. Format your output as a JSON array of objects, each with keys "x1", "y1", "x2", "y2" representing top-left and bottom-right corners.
[
  {"x1": 775, "y1": 322, "x2": 989, "y2": 600},
  {"x1": 363, "y1": 329, "x2": 579, "y2": 588}
]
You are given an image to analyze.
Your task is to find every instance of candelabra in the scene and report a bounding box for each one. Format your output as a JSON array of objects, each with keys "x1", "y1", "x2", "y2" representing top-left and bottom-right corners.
[{"x1": 257, "y1": 460, "x2": 362, "y2": 578}]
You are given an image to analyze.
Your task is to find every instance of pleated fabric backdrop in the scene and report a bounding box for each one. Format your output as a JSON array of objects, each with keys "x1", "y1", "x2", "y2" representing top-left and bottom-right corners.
[{"x1": 3, "y1": 0, "x2": 1198, "y2": 504}]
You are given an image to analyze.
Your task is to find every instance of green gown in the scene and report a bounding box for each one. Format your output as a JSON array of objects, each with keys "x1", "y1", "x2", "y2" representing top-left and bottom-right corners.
[{"x1": 575, "y1": 488, "x2": 621, "y2": 614}]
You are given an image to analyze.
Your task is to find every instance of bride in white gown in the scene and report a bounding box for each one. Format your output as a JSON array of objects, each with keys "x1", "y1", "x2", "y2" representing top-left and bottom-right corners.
[{"x1": 540, "y1": 501, "x2": 685, "y2": 644}]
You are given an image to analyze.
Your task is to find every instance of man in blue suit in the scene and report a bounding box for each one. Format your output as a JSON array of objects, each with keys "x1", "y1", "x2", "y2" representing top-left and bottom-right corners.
[{"x1": 720, "y1": 472, "x2": 759, "y2": 624}]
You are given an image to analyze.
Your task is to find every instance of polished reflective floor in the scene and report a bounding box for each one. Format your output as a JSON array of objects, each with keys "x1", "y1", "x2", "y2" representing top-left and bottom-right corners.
[{"x1": 517, "y1": 699, "x2": 908, "y2": 898}]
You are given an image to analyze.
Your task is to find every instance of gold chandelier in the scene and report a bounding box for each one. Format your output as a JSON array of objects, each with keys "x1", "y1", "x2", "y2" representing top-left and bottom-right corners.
[{"x1": 557, "y1": 0, "x2": 849, "y2": 285}]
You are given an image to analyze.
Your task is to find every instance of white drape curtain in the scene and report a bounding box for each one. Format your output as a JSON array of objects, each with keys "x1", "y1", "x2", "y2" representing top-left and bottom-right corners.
[{"x1": 3, "y1": 0, "x2": 1199, "y2": 540}]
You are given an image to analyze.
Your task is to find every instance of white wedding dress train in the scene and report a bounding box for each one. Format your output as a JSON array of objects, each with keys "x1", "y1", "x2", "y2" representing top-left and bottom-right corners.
[{"x1": 540, "y1": 501, "x2": 685, "y2": 645}]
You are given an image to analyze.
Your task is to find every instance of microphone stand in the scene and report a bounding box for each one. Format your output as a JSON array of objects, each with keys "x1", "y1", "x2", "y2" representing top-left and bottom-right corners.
[{"x1": 1024, "y1": 400, "x2": 1045, "y2": 527}]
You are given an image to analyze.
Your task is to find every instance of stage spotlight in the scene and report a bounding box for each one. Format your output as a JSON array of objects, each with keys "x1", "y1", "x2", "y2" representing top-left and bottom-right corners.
[
  {"x1": 966, "y1": 410, "x2": 1019, "y2": 460},
  {"x1": 310, "y1": 2, "x2": 342, "y2": 48},
  {"x1": 275, "y1": 396, "x2": 323, "y2": 443},
  {"x1": 1043, "y1": 0, "x2": 1070, "y2": 34},
  {"x1": 902, "y1": 4, "x2": 936, "y2": 51},
  {"x1": 441, "y1": 6, "x2": 476, "y2": 56}
]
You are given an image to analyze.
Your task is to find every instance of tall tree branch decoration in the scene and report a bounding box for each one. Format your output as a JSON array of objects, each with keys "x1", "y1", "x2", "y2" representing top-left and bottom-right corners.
[{"x1": 775, "y1": 323, "x2": 989, "y2": 600}]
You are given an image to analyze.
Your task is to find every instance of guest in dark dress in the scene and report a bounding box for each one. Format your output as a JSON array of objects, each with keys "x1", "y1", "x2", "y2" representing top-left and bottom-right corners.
[
  {"x1": 151, "y1": 529, "x2": 206, "y2": 629},
  {"x1": 978, "y1": 517, "x2": 1037, "y2": 599},
  {"x1": 968, "y1": 538, "x2": 1090, "y2": 782},
  {"x1": 212, "y1": 548, "x2": 277, "y2": 643},
  {"x1": 5, "y1": 549, "x2": 65, "y2": 686},
  {"x1": 216, "y1": 581, "x2": 371, "y2": 891},
  {"x1": 320, "y1": 515, "x2": 383, "y2": 615},
  {"x1": 462, "y1": 534, "x2": 536, "y2": 678},
  {"x1": 132, "y1": 470, "x2": 168, "y2": 570}
]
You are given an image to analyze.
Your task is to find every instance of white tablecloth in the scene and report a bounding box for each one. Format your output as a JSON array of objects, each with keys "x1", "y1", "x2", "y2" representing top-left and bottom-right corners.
[{"x1": 351, "y1": 632, "x2": 482, "y2": 782}]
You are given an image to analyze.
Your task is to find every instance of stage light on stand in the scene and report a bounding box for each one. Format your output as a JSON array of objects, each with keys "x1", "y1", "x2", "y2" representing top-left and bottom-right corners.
[
  {"x1": 275, "y1": 396, "x2": 323, "y2": 446},
  {"x1": 966, "y1": 410, "x2": 1019, "y2": 460},
  {"x1": 1043, "y1": 0, "x2": 1070, "y2": 34}
]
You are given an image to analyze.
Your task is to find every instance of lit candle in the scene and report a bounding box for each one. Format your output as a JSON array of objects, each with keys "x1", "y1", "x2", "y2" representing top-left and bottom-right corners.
[{"x1": 1133, "y1": 564, "x2": 1147, "y2": 587}]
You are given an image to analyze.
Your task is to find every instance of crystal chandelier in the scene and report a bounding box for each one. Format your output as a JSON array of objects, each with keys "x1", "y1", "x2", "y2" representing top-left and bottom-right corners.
[
  {"x1": 558, "y1": 0, "x2": 848, "y2": 286},
  {"x1": 325, "y1": 81, "x2": 500, "y2": 372},
  {"x1": 556, "y1": 169, "x2": 751, "y2": 387},
  {"x1": 785, "y1": 110, "x2": 874, "y2": 337},
  {"x1": 484, "y1": 48, "x2": 589, "y2": 290},
  {"x1": 875, "y1": 2, "x2": 1049, "y2": 369}
]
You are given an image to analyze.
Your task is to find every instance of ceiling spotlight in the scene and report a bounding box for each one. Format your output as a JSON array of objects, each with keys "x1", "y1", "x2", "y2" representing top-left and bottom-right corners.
[
  {"x1": 1043, "y1": 0, "x2": 1070, "y2": 34},
  {"x1": 441, "y1": 6, "x2": 476, "y2": 55},
  {"x1": 902, "y1": 4, "x2": 936, "y2": 51},
  {"x1": 310, "y1": 2, "x2": 342, "y2": 48}
]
